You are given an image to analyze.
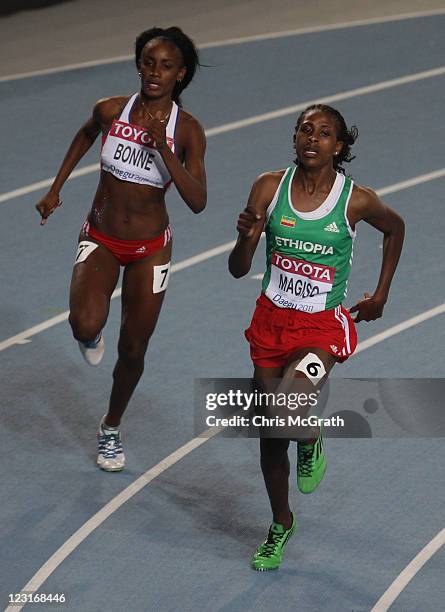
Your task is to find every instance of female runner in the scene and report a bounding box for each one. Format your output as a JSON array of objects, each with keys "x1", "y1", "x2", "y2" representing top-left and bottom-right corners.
[
  {"x1": 36, "y1": 27, "x2": 206, "y2": 471},
  {"x1": 229, "y1": 104, "x2": 404, "y2": 570}
]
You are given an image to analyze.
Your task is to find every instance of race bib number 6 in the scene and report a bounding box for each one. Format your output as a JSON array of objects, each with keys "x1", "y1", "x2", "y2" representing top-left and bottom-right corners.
[{"x1": 295, "y1": 353, "x2": 326, "y2": 385}]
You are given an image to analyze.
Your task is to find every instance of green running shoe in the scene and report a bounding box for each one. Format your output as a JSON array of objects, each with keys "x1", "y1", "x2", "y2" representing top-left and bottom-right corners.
[
  {"x1": 251, "y1": 513, "x2": 297, "y2": 571},
  {"x1": 297, "y1": 433, "x2": 327, "y2": 494}
]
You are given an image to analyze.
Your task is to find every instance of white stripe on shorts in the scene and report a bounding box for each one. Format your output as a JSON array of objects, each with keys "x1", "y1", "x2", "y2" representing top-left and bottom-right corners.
[
  {"x1": 163, "y1": 225, "x2": 172, "y2": 247},
  {"x1": 334, "y1": 305, "x2": 351, "y2": 356}
]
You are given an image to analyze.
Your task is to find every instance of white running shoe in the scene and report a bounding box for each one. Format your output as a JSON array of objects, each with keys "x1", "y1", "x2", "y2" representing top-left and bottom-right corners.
[
  {"x1": 97, "y1": 416, "x2": 125, "y2": 472},
  {"x1": 78, "y1": 333, "x2": 104, "y2": 366}
]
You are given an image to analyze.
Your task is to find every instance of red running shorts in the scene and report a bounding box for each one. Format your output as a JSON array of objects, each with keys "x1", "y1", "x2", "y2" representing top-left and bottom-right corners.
[
  {"x1": 245, "y1": 293, "x2": 357, "y2": 368},
  {"x1": 82, "y1": 220, "x2": 172, "y2": 266}
]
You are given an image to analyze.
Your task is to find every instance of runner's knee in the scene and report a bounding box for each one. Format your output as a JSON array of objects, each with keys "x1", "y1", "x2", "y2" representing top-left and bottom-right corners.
[{"x1": 69, "y1": 312, "x2": 104, "y2": 342}]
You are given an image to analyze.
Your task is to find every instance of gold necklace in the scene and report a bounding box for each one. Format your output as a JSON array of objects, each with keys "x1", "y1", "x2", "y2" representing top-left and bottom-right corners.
[{"x1": 140, "y1": 98, "x2": 171, "y2": 124}]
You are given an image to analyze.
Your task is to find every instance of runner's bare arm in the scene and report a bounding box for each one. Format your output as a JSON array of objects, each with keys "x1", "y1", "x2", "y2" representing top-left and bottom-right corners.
[
  {"x1": 348, "y1": 185, "x2": 405, "y2": 322},
  {"x1": 35, "y1": 97, "x2": 123, "y2": 224},
  {"x1": 229, "y1": 172, "x2": 283, "y2": 278},
  {"x1": 150, "y1": 112, "x2": 207, "y2": 213}
]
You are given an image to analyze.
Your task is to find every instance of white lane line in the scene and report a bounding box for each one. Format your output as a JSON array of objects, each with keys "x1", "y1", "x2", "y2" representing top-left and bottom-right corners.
[
  {"x1": 205, "y1": 65, "x2": 445, "y2": 136},
  {"x1": 200, "y1": 8, "x2": 445, "y2": 48},
  {"x1": 2, "y1": 65, "x2": 445, "y2": 205},
  {"x1": 377, "y1": 168, "x2": 445, "y2": 197},
  {"x1": 2, "y1": 8, "x2": 445, "y2": 82},
  {"x1": 0, "y1": 55, "x2": 134, "y2": 83},
  {"x1": 370, "y1": 528, "x2": 445, "y2": 612},
  {"x1": 6, "y1": 306, "x2": 445, "y2": 612},
  {"x1": 4, "y1": 428, "x2": 222, "y2": 612},
  {"x1": 0, "y1": 165, "x2": 99, "y2": 204},
  {"x1": 355, "y1": 303, "x2": 445, "y2": 354},
  {"x1": 0, "y1": 240, "x2": 237, "y2": 353}
]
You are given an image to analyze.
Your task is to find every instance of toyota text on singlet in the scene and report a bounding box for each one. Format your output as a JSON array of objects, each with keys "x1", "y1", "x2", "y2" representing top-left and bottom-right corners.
[{"x1": 100, "y1": 93, "x2": 179, "y2": 188}]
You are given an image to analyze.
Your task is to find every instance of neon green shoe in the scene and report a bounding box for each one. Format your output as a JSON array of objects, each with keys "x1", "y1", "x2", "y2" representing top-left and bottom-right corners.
[
  {"x1": 297, "y1": 433, "x2": 327, "y2": 494},
  {"x1": 251, "y1": 513, "x2": 297, "y2": 571}
]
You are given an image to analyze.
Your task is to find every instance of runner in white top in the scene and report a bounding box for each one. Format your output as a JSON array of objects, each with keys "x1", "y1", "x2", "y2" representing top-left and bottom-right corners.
[
  {"x1": 100, "y1": 92, "x2": 180, "y2": 188},
  {"x1": 36, "y1": 27, "x2": 206, "y2": 471}
]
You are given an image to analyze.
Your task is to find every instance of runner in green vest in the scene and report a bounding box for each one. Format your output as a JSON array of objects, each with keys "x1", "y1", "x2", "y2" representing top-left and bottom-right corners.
[{"x1": 229, "y1": 104, "x2": 405, "y2": 571}]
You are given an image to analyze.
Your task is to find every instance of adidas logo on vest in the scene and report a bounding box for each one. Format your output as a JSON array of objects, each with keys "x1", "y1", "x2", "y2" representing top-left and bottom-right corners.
[{"x1": 324, "y1": 221, "x2": 340, "y2": 233}]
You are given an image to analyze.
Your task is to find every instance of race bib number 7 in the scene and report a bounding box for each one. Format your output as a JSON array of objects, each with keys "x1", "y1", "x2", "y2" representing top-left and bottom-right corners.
[
  {"x1": 74, "y1": 241, "x2": 98, "y2": 264},
  {"x1": 153, "y1": 262, "x2": 171, "y2": 293}
]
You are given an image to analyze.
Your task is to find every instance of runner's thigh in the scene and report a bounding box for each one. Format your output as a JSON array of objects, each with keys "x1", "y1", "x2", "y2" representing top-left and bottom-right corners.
[
  {"x1": 70, "y1": 239, "x2": 120, "y2": 321},
  {"x1": 120, "y1": 242, "x2": 172, "y2": 338}
]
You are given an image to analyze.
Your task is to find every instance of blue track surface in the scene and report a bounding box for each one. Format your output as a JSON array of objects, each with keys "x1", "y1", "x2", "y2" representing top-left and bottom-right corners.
[{"x1": 1, "y1": 13, "x2": 444, "y2": 612}]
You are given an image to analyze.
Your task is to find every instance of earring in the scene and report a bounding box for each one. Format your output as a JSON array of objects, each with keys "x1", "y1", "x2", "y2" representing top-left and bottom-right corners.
[{"x1": 138, "y1": 72, "x2": 142, "y2": 77}]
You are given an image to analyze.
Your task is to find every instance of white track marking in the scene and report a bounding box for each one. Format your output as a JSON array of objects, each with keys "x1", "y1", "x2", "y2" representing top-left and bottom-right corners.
[
  {"x1": 1, "y1": 8, "x2": 445, "y2": 82},
  {"x1": 3, "y1": 428, "x2": 222, "y2": 612},
  {"x1": 0, "y1": 311, "x2": 72, "y2": 353},
  {"x1": 355, "y1": 303, "x2": 445, "y2": 354},
  {"x1": 5, "y1": 305, "x2": 445, "y2": 612},
  {"x1": 2, "y1": 65, "x2": 445, "y2": 205},
  {"x1": 169, "y1": 240, "x2": 237, "y2": 272},
  {"x1": 377, "y1": 168, "x2": 445, "y2": 196},
  {"x1": 0, "y1": 165, "x2": 99, "y2": 204},
  {"x1": 204, "y1": 65, "x2": 445, "y2": 136},
  {"x1": 200, "y1": 8, "x2": 445, "y2": 48},
  {"x1": 370, "y1": 528, "x2": 445, "y2": 612},
  {"x1": 0, "y1": 55, "x2": 133, "y2": 83}
]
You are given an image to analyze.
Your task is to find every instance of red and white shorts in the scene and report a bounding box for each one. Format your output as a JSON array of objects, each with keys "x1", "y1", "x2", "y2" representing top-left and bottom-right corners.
[
  {"x1": 245, "y1": 293, "x2": 357, "y2": 368},
  {"x1": 82, "y1": 220, "x2": 172, "y2": 266}
]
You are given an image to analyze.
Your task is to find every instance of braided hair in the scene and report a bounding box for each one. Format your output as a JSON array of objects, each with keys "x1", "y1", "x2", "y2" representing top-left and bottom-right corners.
[
  {"x1": 295, "y1": 104, "x2": 358, "y2": 174},
  {"x1": 135, "y1": 26, "x2": 199, "y2": 105}
]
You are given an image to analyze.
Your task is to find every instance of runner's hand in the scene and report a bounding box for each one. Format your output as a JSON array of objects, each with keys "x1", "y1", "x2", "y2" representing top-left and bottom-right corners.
[
  {"x1": 348, "y1": 292, "x2": 385, "y2": 323},
  {"x1": 148, "y1": 111, "x2": 168, "y2": 151},
  {"x1": 237, "y1": 207, "x2": 263, "y2": 238},
  {"x1": 35, "y1": 192, "x2": 62, "y2": 226}
]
